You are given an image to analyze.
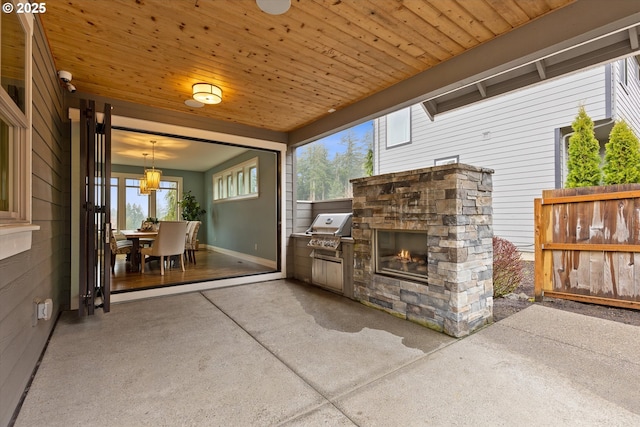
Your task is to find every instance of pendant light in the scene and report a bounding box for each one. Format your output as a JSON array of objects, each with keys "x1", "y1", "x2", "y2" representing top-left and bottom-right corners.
[
  {"x1": 145, "y1": 140, "x2": 162, "y2": 191},
  {"x1": 139, "y1": 153, "x2": 151, "y2": 195}
]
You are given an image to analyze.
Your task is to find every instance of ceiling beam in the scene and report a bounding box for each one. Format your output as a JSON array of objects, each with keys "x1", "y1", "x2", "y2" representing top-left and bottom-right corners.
[
  {"x1": 288, "y1": 0, "x2": 640, "y2": 147},
  {"x1": 630, "y1": 26, "x2": 639, "y2": 50},
  {"x1": 476, "y1": 82, "x2": 487, "y2": 98},
  {"x1": 535, "y1": 60, "x2": 547, "y2": 80},
  {"x1": 420, "y1": 101, "x2": 437, "y2": 122},
  {"x1": 65, "y1": 92, "x2": 288, "y2": 145}
]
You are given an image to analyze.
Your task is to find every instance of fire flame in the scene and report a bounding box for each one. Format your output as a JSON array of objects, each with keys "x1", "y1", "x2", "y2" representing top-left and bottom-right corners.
[{"x1": 398, "y1": 249, "x2": 411, "y2": 260}]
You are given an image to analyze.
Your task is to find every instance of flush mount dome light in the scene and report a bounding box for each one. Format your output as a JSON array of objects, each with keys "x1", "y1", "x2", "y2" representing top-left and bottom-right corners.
[
  {"x1": 256, "y1": 0, "x2": 290, "y2": 15},
  {"x1": 192, "y1": 83, "x2": 222, "y2": 104}
]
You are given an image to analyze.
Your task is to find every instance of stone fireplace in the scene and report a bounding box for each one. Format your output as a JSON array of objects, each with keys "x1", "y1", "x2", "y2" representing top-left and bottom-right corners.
[{"x1": 351, "y1": 163, "x2": 494, "y2": 337}]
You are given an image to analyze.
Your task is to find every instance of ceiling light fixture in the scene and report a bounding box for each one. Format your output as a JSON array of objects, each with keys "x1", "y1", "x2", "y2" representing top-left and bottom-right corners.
[
  {"x1": 192, "y1": 83, "x2": 222, "y2": 105},
  {"x1": 145, "y1": 141, "x2": 162, "y2": 191},
  {"x1": 256, "y1": 0, "x2": 291, "y2": 15},
  {"x1": 139, "y1": 153, "x2": 151, "y2": 195}
]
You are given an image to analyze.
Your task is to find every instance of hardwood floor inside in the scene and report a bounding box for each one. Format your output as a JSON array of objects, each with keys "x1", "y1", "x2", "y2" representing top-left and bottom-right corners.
[{"x1": 111, "y1": 249, "x2": 276, "y2": 293}]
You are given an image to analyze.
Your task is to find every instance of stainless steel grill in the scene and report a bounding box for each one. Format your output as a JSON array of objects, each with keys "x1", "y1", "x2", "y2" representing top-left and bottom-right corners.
[
  {"x1": 306, "y1": 213, "x2": 352, "y2": 293},
  {"x1": 306, "y1": 213, "x2": 352, "y2": 250}
]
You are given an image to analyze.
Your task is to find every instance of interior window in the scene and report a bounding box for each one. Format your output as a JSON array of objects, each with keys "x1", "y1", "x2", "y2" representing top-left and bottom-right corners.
[
  {"x1": 113, "y1": 174, "x2": 182, "y2": 229},
  {"x1": 237, "y1": 170, "x2": 245, "y2": 195},
  {"x1": 213, "y1": 157, "x2": 259, "y2": 201}
]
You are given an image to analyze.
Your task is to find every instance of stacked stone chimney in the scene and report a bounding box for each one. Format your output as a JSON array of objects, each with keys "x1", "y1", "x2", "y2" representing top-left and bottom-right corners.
[{"x1": 350, "y1": 163, "x2": 494, "y2": 337}]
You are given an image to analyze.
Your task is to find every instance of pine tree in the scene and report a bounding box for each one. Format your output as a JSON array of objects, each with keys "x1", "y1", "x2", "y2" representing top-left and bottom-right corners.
[
  {"x1": 565, "y1": 106, "x2": 602, "y2": 188},
  {"x1": 602, "y1": 120, "x2": 640, "y2": 185}
]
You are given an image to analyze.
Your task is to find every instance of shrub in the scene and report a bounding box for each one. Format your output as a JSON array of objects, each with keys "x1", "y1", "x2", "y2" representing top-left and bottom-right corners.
[
  {"x1": 493, "y1": 236, "x2": 524, "y2": 298},
  {"x1": 603, "y1": 120, "x2": 640, "y2": 185},
  {"x1": 565, "y1": 106, "x2": 602, "y2": 188}
]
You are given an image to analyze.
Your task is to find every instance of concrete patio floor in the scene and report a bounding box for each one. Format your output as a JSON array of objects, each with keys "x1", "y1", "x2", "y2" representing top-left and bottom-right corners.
[{"x1": 13, "y1": 279, "x2": 640, "y2": 426}]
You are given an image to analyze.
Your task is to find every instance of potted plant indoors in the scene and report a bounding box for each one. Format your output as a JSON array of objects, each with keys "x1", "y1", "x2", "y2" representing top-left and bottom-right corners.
[{"x1": 179, "y1": 190, "x2": 206, "y2": 221}]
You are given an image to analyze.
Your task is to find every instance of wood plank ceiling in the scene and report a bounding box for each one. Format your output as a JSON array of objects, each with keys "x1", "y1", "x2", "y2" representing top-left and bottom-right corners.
[{"x1": 40, "y1": 0, "x2": 575, "y2": 133}]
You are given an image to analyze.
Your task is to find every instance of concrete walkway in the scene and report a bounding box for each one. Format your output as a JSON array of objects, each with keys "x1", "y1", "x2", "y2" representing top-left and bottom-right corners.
[{"x1": 14, "y1": 279, "x2": 640, "y2": 426}]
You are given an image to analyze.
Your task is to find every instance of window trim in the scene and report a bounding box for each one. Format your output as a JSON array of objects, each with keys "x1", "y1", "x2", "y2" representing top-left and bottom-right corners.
[{"x1": 0, "y1": 8, "x2": 38, "y2": 260}]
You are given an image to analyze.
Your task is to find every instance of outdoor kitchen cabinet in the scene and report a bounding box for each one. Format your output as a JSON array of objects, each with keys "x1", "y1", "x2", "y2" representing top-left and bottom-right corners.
[
  {"x1": 291, "y1": 234, "x2": 353, "y2": 299},
  {"x1": 312, "y1": 253, "x2": 343, "y2": 292}
]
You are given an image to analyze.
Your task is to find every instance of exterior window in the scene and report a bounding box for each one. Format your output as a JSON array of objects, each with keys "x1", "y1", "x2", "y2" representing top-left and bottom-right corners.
[
  {"x1": 0, "y1": 9, "x2": 36, "y2": 259},
  {"x1": 620, "y1": 58, "x2": 629, "y2": 87},
  {"x1": 0, "y1": 118, "x2": 12, "y2": 212},
  {"x1": 0, "y1": 9, "x2": 30, "y2": 225},
  {"x1": 2, "y1": 10, "x2": 26, "y2": 113},
  {"x1": 434, "y1": 155, "x2": 459, "y2": 166},
  {"x1": 213, "y1": 157, "x2": 259, "y2": 201},
  {"x1": 386, "y1": 107, "x2": 411, "y2": 148}
]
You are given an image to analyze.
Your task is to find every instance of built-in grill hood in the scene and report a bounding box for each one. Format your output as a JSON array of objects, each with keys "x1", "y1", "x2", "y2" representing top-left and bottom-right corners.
[
  {"x1": 306, "y1": 213, "x2": 352, "y2": 251},
  {"x1": 306, "y1": 213, "x2": 352, "y2": 236}
]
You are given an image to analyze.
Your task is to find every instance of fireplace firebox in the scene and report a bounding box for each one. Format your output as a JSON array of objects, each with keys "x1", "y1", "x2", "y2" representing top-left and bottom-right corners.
[{"x1": 375, "y1": 230, "x2": 428, "y2": 283}]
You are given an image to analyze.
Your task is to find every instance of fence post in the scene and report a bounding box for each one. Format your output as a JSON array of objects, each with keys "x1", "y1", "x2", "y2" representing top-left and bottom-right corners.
[{"x1": 534, "y1": 198, "x2": 544, "y2": 302}]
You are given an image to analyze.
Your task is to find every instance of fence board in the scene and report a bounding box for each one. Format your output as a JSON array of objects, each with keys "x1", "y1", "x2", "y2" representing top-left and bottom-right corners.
[
  {"x1": 587, "y1": 251, "x2": 604, "y2": 296},
  {"x1": 535, "y1": 185, "x2": 640, "y2": 310},
  {"x1": 617, "y1": 252, "x2": 634, "y2": 298}
]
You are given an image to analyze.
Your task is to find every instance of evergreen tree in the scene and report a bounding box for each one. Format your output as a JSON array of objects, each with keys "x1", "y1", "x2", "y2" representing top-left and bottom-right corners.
[
  {"x1": 565, "y1": 106, "x2": 602, "y2": 188},
  {"x1": 364, "y1": 148, "x2": 374, "y2": 176},
  {"x1": 296, "y1": 123, "x2": 373, "y2": 200},
  {"x1": 296, "y1": 144, "x2": 331, "y2": 201},
  {"x1": 331, "y1": 130, "x2": 366, "y2": 198},
  {"x1": 603, "y1": 120, "x2": 640, "y2": 185}
]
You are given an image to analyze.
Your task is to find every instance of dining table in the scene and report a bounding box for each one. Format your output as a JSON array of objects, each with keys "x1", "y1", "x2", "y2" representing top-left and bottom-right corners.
[{"x1": 121, "y1": 229, "x2": 158, "y2": 272}]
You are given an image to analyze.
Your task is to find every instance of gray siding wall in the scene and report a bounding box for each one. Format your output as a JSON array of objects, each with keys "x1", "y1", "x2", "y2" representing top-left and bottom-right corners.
[
  {"x1": 0, "y1": 20, "x2": 68, "y2": 426},
  {"x1": 293, "y1": 199, "x2": 353, "y2": 233},
  {"x1": 375, "y1": 65, "x2": 608, "y2": 252},
  {"x1": 285, "y1": 147, "x2": 294, "y2": 276}
]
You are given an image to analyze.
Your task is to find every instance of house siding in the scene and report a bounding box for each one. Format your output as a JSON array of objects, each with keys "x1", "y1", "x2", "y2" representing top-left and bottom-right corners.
[
  {"x1": 376, "y1": 65, "x2": 608, "y2": 251},
  {"x1": 0, "y1": 19, "x2": 68, "y2": 427},
  {"x1": 612, "y1": 58, "x2": 640, "y2": 133}
]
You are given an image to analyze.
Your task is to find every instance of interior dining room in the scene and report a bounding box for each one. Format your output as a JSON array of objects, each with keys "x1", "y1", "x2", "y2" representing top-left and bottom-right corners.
[{"x1": 106, "y1": 127, "x2": 280, "y2": 293}]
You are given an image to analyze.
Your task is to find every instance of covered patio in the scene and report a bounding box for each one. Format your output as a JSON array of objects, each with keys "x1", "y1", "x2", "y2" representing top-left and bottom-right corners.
[
  {"x1": 4, "y1": 1, "x2": 640, "y2": 425},
  {"x1": 14, "y1": 280, "x2": 640, "y2": 425}
]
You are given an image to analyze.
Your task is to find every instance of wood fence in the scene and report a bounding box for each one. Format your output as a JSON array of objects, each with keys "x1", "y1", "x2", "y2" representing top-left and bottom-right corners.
[{"x1": 534, "y1": 185, "x2": 640, "y2": 310}]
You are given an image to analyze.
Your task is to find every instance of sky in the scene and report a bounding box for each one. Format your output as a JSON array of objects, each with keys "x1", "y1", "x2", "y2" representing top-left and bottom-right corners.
[{"x1": 313, "y1": 120, "x2": 374, "y2": 158}]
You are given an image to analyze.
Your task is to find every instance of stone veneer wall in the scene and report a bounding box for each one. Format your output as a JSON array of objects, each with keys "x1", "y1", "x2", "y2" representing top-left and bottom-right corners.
[{"x1": 350, "y1": 163, "x2": 494, "y2": 337}]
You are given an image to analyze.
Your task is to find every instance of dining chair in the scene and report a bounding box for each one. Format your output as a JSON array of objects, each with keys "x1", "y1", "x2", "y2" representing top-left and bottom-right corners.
[
  {"x1": 140, "y1": 221, "x2": 188, "y2": 275},
  {"x1": 110, "y1": 231, "x2": 133, "y2": 273},
  {"x1": 185, "y1": 221, "x2": 201, "y2": 264}
]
